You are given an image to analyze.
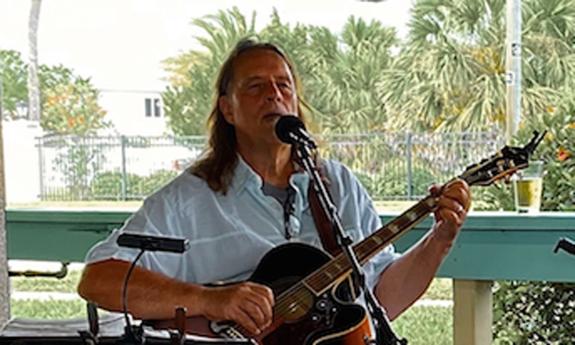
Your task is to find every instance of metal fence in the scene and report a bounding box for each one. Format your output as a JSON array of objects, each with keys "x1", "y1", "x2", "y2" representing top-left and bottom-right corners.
[
  {"x1": 37, "y1": 132, "x2": 504, "y2": 201},
  {"x1": 37, "y1": 136, "x2": 205, "y2": 201}
]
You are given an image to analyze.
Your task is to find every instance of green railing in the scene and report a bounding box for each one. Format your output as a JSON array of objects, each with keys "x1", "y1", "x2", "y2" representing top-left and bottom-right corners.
[{"x1": 6, "y1": 209, "x2": 574, "y2": 282}]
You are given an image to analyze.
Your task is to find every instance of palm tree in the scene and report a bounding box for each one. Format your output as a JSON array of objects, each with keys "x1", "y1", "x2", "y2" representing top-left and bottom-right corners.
[
  {"x1": 378, "y1": 0, "x2": 575, "y2": 132},
  {"x1": 300, "y1": 16, "x2": 398, "y2": 133},
  {"x1": 163, "y1": 8, "x2": 398, "y2": 135},
  {"x1": 162, "y1": 7, "x2": 256, "y2": 135}
]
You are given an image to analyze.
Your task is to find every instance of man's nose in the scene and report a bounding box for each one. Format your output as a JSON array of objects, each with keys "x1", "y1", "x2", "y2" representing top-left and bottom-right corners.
[{"x1": 264, "y1": 82, "x2": 282, "y2": 101}]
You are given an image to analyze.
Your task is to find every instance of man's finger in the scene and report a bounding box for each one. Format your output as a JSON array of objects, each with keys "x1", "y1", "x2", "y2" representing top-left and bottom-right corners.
[
  {"x1": 242, "y1": 298, "x2": 269, "y2": 327},
  {"x1": 233, "y1": 308, "x2": 261, "y2": 335}
]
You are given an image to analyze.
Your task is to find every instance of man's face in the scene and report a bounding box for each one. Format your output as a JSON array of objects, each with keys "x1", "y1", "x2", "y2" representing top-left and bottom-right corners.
[{"x1": 219, "y1": 48, "x2": 298, "y2": 147}]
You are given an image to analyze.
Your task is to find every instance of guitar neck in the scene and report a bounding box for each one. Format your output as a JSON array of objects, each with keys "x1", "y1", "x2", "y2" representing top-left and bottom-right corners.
[
  {"x1": 355, "y1": 194, "x2": 437, "y2": 265},
  {"x1": 302, "y1": 194, "x2": 438, "y2": 295}
]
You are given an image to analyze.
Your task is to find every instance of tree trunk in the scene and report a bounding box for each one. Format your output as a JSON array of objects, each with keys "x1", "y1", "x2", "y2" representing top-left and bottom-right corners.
[
  {"x1": 27, "y1": 0, "x2": 42, "y2": 121},
  {"x1": 0, "y1": 82, "x2": 10, "y2": 327}
]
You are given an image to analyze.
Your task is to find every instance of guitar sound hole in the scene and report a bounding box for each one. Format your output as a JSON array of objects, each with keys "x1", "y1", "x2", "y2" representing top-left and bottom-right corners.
[{"x1": 283, "y1": 288, "x2": 314, "y2": 322}]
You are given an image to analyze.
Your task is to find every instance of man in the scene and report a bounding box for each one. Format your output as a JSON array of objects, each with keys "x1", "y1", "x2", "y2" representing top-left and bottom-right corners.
[{"x1": 78, "y1": 39, "x2": 470, "y2": 338}]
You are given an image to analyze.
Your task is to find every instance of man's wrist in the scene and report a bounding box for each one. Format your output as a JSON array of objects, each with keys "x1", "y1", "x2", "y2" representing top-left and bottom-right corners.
[
  {"x1": 428, "y1": 225, "x2": 454, "y2": 255},
  {"x1": 186, "y1": 284, "x2": 209, "y2": 317}
]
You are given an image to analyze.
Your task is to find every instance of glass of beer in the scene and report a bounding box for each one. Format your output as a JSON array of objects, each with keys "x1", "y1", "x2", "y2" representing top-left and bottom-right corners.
[{"x1": 514, "y1": 160, "x2": 544, "y2": 214}]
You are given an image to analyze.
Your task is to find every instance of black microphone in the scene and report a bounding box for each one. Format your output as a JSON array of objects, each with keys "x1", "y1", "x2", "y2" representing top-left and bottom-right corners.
[
  {"x1": 275, "y1": 115, "x2": 317, "y2": 149},
  {"x1": 117, "y1": 233, "x2": 189, "y2": 253},
  {"x1": 115, "y1": 233, "x2": 189, "y2": 344}
]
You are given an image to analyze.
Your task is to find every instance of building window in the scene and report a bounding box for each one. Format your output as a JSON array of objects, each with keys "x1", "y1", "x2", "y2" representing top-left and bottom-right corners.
[
  {"x1": 154, "y1": 98, "x2": 161, "y2": 117},
  {"x1": 145, "y1": 98, "x2": 161, "y2": 117}
]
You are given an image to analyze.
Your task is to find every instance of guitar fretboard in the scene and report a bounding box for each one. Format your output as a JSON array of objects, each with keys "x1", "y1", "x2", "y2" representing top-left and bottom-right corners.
[{"x1": 302, "y1": 195, "x2": 438, "y2": 295}]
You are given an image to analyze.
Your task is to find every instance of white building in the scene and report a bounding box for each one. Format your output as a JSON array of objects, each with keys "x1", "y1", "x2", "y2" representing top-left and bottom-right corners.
[{"x1": 98, "y1": 89, "x2": 169, "y2": 136}]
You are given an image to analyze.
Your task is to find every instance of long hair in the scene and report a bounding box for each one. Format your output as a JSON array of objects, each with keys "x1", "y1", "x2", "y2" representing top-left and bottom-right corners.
[{"x1": 190, "y1": 38, "x2": 310, "y2": 194}]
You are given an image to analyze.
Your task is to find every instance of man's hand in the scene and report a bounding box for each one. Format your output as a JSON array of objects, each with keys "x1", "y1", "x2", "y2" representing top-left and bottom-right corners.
[
  {"x1": 429, "y1": 179, "x2": 471, "y2": 245},
  {"x1": 198, "y1": 282, "x2": 274, "y2": 335}
]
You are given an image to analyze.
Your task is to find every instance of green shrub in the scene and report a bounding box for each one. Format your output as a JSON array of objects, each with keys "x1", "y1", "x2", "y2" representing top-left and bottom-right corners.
[
  {"x1": 90, "y1": 171, "x2": 143, "y2": 200},
  {"x1": 356, "y1": 163, "x2": 438, "y2": 200},
  {"x1": 490, "y1": 100, "x2": 575, "y2": 344},
  {"x1": 140, "y1": 170, "x2": 179, "y2": 196},
  {"x1": 493, "y1": 281, "x2": 575, "y2": 344}
]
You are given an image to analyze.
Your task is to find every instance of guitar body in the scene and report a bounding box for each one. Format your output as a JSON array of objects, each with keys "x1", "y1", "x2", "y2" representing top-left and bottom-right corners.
[
  {"x1": 249, "y1": 242, "x2": 372, "y2": 345},
  {"x1": 153, "y1": 242, "x2": 372, "y2": 344}
]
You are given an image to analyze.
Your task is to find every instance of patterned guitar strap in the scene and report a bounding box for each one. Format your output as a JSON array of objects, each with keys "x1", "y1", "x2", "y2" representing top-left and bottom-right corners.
[
  {"x1": 308, "y1": 174, "x2": 340, "y2": 256},
  {"x1": 307, "y1": 165, "x2": 360, "y2": 301}
]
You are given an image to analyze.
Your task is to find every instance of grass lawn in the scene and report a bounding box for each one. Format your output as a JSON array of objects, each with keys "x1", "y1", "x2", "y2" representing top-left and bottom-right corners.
[{"x1": 393, "y1": 306, "x2": 452, "y2": 345}]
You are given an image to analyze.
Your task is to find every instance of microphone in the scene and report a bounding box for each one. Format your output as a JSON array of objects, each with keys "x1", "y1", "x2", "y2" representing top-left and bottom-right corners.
[
  {"x1": 275, "y1": 115, "x2": 317, "y2": 149},
  {"x1": 116, "y1": 233, "x2": 189, "y2": 344},
  {"x1": 117, "y1": 233, "x2": 189, "y2": 253}
]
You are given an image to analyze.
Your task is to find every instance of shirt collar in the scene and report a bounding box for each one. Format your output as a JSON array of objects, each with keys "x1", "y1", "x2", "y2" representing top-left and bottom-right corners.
[{"x1": 230, "y1": 154, "x2": 310, "y2": 196}]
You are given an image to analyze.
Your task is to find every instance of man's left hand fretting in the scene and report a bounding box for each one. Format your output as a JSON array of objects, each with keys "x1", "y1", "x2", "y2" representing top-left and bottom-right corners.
[{"x1": 429, "y1": 179, "x2": 471, "y2": 244}]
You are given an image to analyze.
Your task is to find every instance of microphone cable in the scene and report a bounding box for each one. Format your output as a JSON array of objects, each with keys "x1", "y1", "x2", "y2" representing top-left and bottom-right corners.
[{"x1": 121, "y1": 249, "x2": 145, "y2": 344}]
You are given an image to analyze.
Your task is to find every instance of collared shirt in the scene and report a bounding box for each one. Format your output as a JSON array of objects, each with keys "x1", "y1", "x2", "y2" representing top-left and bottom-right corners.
[{"x1": 85, "y1": 157, "x2": 399, "y2": 290}]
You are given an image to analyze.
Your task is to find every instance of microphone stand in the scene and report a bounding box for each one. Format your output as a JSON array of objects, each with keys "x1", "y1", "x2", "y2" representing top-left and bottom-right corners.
[
  {"x1": 294, "y1": 143, "x2": 407, "y2": 345},
  {"x1": 113, "y1": 234, "x2": 256, "y2": 345}
]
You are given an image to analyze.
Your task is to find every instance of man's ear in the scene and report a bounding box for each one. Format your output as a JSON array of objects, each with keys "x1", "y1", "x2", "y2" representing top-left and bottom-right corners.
[{"x1": 218, "y1": 96, "x2": 234, "y2": 125}]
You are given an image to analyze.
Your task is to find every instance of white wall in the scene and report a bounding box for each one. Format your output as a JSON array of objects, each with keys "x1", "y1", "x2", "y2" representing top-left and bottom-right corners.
[
  {"x1": 98, "y1": 89, "x2": 169, "y2": 136},
  {"x1": 2, "y1": 120, "x2": 42, "y2": 203}
]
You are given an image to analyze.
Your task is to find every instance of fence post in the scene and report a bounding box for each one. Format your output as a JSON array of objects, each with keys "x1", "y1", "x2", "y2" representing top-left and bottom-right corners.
[
  {"x1": 37, "y1": 137, "x2": 44, "y2": 200},
  {"x1": 406, "y1": 132, "x2": 413, "y2": 199},
  {"x1": 120, "y1": 136, "x2": 127, "y2": 201}
]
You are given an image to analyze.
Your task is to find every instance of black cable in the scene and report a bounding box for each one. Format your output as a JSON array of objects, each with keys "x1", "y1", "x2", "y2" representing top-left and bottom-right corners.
[{"x1": 122, "y1": 249, "x2": 146, "y2": 344}]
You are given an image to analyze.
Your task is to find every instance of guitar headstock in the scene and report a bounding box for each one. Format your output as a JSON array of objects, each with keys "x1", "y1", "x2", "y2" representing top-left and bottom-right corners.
[{"x1": 460, "y1": 131, "x2": 547, "y2": 187}]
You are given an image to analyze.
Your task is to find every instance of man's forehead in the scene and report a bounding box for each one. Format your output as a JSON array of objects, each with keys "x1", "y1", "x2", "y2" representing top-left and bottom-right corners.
[{"x1": 232, "y1": 49, "x2": 294, "y2": 79}]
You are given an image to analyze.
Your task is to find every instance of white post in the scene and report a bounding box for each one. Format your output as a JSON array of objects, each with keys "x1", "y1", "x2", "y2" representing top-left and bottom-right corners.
[
  {"x1": 27, "y1": 0, "x2": 42, "y2": 121},
  {"x1": 505, "y1": 0, "x2": 522, "y2": 143},
  {"x1": 453, "y1": 280, "x2": 493, "y2": 345}
]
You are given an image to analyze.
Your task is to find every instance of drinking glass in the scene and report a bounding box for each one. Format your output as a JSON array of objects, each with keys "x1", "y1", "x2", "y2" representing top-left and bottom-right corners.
[{"x1": 514, "y1": 160, "x2": 544, "y2": 214}]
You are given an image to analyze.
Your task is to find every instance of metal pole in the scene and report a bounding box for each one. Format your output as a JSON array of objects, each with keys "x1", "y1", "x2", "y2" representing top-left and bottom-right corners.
[
  {"x1": 0, "y1": 80, "x2": 11, "y2": 326},
  {"x1": 120, "y1": 136, "x2": 127, "y2": 201},
  {"x1": 406, "y1": 132, "x2": 413, "y2": 199},
  {"x1": 505, "y1": 0, "x2": 522, "y2": 144}
]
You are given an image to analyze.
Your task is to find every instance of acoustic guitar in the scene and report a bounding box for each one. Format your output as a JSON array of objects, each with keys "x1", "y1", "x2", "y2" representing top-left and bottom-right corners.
[{"x1": 154, "y1": 131, "x2": 545, "y2": 345}]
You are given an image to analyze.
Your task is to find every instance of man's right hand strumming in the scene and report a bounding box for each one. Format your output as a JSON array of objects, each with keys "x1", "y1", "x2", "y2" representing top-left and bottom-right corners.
[{"x1": 198, "y1": 281, "x2": 275, "y2": 336}]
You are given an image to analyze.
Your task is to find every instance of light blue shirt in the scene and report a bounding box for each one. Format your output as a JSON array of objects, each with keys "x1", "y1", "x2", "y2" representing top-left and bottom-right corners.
[{"x1": 86, "y1": 157, "x2": 399, "y2": 290}]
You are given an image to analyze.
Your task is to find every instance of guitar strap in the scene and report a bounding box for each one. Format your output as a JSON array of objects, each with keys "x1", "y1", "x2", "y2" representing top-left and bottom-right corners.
[
  {"x1": 307, "y1": 166, "x2": 341, "y2": 256},
  {"x1": 307, "y1": 166, "x2": 362, "y2": 301}
]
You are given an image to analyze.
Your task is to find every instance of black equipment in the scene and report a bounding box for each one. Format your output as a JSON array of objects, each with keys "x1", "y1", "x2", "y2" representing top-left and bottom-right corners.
[
  {"x1": 554, "y1": 237, "x2": 575, "y2": 256},
  {"x1": 274, "y1": 115, "x2": 317, "y2": 149}
]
